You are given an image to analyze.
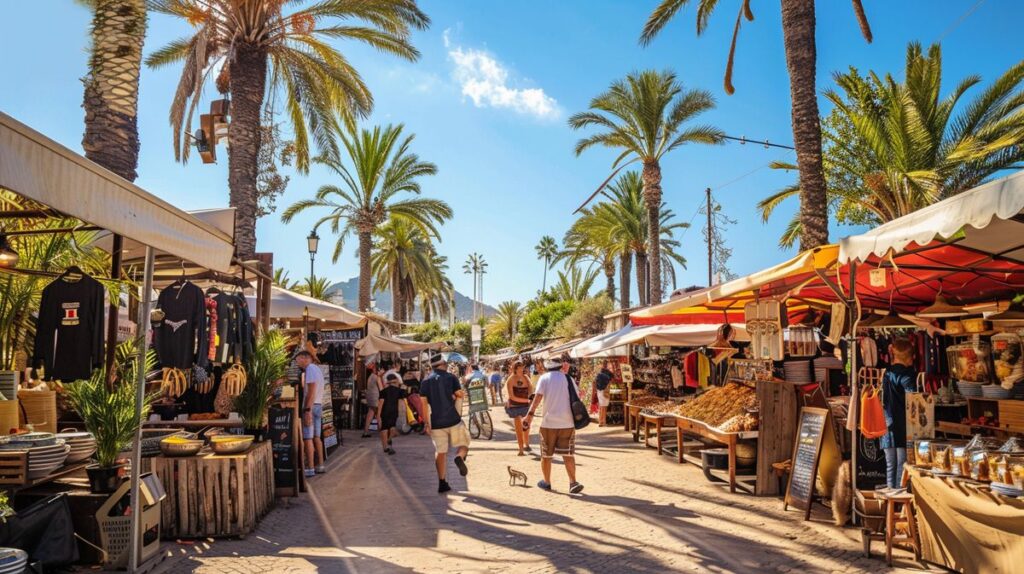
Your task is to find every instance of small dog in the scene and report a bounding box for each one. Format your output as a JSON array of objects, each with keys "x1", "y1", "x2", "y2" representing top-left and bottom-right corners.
[{"x1": 507, "y1": 466, "x2": 527, "y2": 487}]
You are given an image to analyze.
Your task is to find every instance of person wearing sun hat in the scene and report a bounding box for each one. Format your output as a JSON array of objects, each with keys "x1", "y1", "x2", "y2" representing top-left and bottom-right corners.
[
  {"x1": 419, "y1": 353, "x2": 471, "y2": 493},
  {"x1": 522, "y1": 354, "x2": 584, "y2": 494}
]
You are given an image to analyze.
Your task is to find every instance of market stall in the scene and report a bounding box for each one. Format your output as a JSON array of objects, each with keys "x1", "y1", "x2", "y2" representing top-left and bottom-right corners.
[{"x1": 0, "y1": 112, "x2": 249, "y2": 570}]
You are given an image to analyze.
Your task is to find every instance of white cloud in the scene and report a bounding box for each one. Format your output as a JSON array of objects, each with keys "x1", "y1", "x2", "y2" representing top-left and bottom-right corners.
[{"x1": 444, "y1": 33, "x2": 559, "y2": 120}]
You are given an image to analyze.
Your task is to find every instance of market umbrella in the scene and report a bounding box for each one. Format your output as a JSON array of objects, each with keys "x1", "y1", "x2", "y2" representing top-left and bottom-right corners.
[{"x1": 445, "y1": 352, "x2": 469, "y2": 364}]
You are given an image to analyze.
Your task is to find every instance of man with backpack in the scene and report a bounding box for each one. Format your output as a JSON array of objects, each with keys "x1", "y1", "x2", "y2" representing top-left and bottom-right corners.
[{"x1": 522, "y1": 355, "x2": 584, "y2": 494}]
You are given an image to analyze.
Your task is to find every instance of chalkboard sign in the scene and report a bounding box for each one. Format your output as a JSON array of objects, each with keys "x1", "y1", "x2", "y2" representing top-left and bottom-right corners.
[
  {"x1": 785, "y1": 406, "x2": 840, "y2": 520},
  {"x1": 467, "y1": 380, "x2": 489, "y2": 414},
  {"x1": 269, "y1": 405, "x2": 298, "y2": 496}
]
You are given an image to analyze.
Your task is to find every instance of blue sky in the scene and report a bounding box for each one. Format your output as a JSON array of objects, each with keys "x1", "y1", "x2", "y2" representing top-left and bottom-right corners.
[{"x1": 1, "y1": 1, "x2": 1019, "y2": 309}]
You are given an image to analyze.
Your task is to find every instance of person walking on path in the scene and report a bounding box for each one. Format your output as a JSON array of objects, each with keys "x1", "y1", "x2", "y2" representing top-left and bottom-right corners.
[
  {"x1": 594, "y1": 361, "x2": 614, "y2": 427},
  {"x1": 420, "y1": 353, "x2": 471, "y2": 493},
  {"x1": 523, "y1": 356, "x2": 583, "y2": 494},
  {"x1": 505, "y1": 360, "x2": 533, "y2": 456},
  {"x1": 488, "y1": 365, "x2": 504, "y2": 405},
  {"x1": 362, "y1": 361, "x2": 382, "y2": 438},
  {"x1": 296, "y1": 351, "x2": 325, "y2": 477},
  {"x1": 378, "y1": 372, "x2": 407, "y2": 455}
]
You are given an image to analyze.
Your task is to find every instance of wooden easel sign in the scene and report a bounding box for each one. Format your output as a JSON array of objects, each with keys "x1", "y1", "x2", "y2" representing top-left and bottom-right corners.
[{"x1": 784, "y1": 406, "x2": 840, "y2": 520}]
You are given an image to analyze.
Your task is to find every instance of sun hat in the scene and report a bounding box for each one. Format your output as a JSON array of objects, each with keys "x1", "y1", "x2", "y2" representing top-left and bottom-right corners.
[
  {"x1": 429, "y1": 353, "x2": 446, "y2": 367},
  {"x1": 543, "y1": 356, "x2": 563, "y2": 370}
]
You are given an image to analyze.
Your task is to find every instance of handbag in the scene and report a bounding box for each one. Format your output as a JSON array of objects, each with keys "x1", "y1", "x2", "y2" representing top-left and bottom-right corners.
[
  {"x1": 567, "y1": 375, "x2": 591, "y2": 430},
  {"x1": 859, "y1": 384, "x2": 888, "y2": 439}
]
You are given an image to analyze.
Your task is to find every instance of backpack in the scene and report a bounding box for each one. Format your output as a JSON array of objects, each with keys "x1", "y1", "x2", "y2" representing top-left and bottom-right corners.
[{"x1": 567, "y1": 375, "x2": 591, "y2": 430}]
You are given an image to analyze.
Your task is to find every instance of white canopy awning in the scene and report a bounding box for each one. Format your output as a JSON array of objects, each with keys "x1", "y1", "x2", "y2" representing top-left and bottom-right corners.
[
  {"x1": 570, "y1": 323, "x2": 747, "y2": 358},
  {"x1": 0, "y1": 112, "x2": 234, "y2": 272},
  {"x1": 355, "y1": 333, "x2": 444, "y2": 356},
  {"x1": 839, "y1": 170, "x2": 1024, "y2": 264},
  {"x1": 245, "y1": 286, "x2": 364, "y2": 325}
]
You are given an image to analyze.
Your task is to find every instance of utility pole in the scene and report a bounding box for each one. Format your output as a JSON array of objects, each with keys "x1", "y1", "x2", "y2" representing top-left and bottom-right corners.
[{"x1": 706, "y1": 187, "x2": 713, "y2": 286}]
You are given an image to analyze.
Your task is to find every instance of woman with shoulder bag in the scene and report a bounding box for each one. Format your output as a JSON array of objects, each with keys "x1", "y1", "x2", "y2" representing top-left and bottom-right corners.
[{"x1": 505, "y1": 360, "x2": 533, "y2": 456}]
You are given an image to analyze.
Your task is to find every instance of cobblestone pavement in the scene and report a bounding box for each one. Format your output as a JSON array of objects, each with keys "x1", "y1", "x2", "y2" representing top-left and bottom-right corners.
[{"x1": 157, "y1": 408, "x2": 925, "y2": 574}]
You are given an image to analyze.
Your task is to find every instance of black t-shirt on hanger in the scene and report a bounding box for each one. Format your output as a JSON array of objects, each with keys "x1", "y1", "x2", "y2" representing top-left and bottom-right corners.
[
  {"x1": 154, "y1": 280, "x2": 208, "y2": 369},
  {"x1": 32, "y1": 270, "x2": 106, "y2": 381}
]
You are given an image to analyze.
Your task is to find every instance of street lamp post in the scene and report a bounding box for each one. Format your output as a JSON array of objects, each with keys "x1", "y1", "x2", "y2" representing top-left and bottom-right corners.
[
  {"x1": 307, "y1": 230, "x2": 320, "y2": 284},
  {"x1": 302, "y1": 305, "x2": 310, "y2": 337}
]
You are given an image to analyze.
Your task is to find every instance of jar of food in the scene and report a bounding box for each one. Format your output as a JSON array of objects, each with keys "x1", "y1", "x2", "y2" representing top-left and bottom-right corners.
[
  {"x1": 952, "y1": 446, "x2": 970, "y2": 476},
  {"x1": 970, "y1": 451, "x2": 992, "y2": 481},
  {"x1": 916, "y1": 440, "x2": 933, "y2": 467}
]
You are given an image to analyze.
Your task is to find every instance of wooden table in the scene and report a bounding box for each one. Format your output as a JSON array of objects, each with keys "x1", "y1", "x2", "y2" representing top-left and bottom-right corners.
[
  {"x1": 151, "y1": 441, "x2": 274, "y2": 538},
  {"x1": 625, "y1": 404, "x2": 643, "y2": 437},
  {"x1": 673, "y1": 416, "x2": 758, "y2": 494},
  {"x1": 639, "y1": 414, "x2": 676, "y2": 456}
]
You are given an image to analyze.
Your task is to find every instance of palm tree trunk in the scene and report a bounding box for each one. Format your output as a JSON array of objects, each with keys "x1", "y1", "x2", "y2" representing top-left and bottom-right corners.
[
  {"x1": 618, "y1": 252, "x2": 632, "y2": 309},
  {"x1": 642, "y1": 161, "x2": 664, "y2": 304},
  {"x1": 391, "y1": 268, "x2": 403, "y2": 322},
  {"x1": 780, "y1": 0, "x2": 829, "y2": 250},
  {"x1": 541, "y1": 258, "x2": 548, "y2": 293},
  {"x1": 603, "y1": 260, "x2": 616, "y2": 302},
  {"x1": 636, "y1": 250, "x2": 649, "y2": 307},
  {"x1": 82, "y1": 0, "x2": 147, "y2": 182},
  {"x1": 358, "y1": 231, "x2": 372, "y2": 312},
  {"x1": 227, "y1": 42, "x2": 268, "y2": 259}
]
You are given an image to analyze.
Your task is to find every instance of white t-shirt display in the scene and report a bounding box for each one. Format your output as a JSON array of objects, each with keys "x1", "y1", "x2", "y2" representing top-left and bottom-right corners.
[
  {"x1": 535, "y1": 370, "x2": 578, "y2": 429},
  {"x1": 304, "y1": 363, "x2": 325, "y2": 405}
]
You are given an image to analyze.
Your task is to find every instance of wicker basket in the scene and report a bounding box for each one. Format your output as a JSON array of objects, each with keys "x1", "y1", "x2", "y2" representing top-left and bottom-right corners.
[
  {"x1": 17, "y1": 391, "x2": 56, "y2": 433},
  {"x1": 0, "y1": 400, "x2": 18, "y2": 435}
]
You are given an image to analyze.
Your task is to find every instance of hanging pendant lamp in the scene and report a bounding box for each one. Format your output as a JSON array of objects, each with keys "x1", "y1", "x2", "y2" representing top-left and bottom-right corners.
[
  {"x1": 988, "y1": 303, "x2": 1024, "y2": 322},
  {"x1": 858, "y1": 312, "x2": 883, "y2": 327},
  {"x1": 873, "y1": 310, "x2": 916, "y2": 328}
]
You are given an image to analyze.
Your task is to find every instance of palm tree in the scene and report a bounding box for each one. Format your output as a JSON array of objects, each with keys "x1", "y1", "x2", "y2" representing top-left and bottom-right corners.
[
  {"x1": 570, "y1": 171, "x2": 688, "y2": 309},
  {"x1": 489, "y1": 301, "x2": 524, "y2": 340},
  {"x1": 272, "y1": 267, "x2": 301, "y2": 290},
  {"x1": 417, "y1": 253, "x2": 453, "y2": 324},
  {"x1": 560, "y1": 222, "x2": 618, "y2": 304},
  {"x1": 282, "y1": 124, "x2": 451, "y2": 312},
  {"x1": 569, "y1": 69, "x2": 722, "y2": 304},
  {"x1": 534, "y1": 235, "x2": 558, "y2": 293},
  {"x1": 299, "y1": 276, "x2": 334, "y2": 303},
  {"x1": 371, "y1": 217, "x2": 446, "y2": 322},
  {"x1": 146, "y1": 0, "x2": 429, "y2": 257},
  {"x1": 80, "y1": 0, "x2": 147, "y2": 182},
  {"x1": 640, "y1": 0, "x2": 873, "y2": 251},
  {"x1": 549, "y1": 266, "x2": 599, "y2": 302},
  {"x1": 759, "y1": 43, "x2": 1024, "y2": 246}
]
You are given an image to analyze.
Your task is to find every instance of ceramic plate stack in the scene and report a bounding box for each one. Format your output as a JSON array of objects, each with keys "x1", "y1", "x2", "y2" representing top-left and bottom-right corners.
[
  {"x1": 57, "y1": 431, "x2": 96, "y2": 464},
  {"x1": 956, "y1": 381, "x2": 984, "y2": 398},
  {"x1": 982, "y1": 384, "x2": 1013, "y2": 399},
  {"x1": 0, "y1": 548, "x2": 28, "y2": 574},
  {"x1": 25, "y1": 440, "x2": 69, "y2": 479},
  {"x1": 990, "y1": 482, "x2": 1024, "y2": 498}
]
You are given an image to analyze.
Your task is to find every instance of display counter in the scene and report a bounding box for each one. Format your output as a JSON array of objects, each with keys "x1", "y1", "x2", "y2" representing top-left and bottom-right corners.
[
  {"x1": 908, "y1": 465, "x2": 1024, "y2": 573},
  {"x1": 151, "y1": 441, "x2": 273, "y2": 538}
]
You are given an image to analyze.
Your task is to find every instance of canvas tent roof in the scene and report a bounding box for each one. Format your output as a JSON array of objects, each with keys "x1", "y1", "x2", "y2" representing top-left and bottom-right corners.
[
  {"x1": 355, "y1": 333, "x2": 444, "y2": 356},
  {"x1": 631, "y1": 246, "x2": 839, "y2": 325},
  {"x1": 0, "y1": 112, "x2": 234, "y2": 272},
  {"x1": 570, "y1": 323, "x2": 748, "y2": 358},
  {"x1": 245, "y1": 286, "x2": 364, "y2": 326}
]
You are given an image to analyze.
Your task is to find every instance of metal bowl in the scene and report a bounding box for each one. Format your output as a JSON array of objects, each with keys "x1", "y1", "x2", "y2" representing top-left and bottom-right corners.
[
  {"x1": 159, "y1": 438, "x2": 204, "y2": 457},
  {"x1": 210, "y1": 435, "x2": 254, "y2": 455}
]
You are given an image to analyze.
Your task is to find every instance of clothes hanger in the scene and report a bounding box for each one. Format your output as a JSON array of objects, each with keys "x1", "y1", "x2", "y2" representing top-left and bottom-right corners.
[{"x1": 61, "y1": 265, "x2": 84, "y2": 282}]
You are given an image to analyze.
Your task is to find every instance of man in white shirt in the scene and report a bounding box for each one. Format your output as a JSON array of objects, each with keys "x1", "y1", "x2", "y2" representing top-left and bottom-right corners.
[
  {"x1": 297, "y1": 351, "x2": 325, "y2": 478},
  {"x1": 523, "y1": 356, "x2": 583, "y2": 494}
]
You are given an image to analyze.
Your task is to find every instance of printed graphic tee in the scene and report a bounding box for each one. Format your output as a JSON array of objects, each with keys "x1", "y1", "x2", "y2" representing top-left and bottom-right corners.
[{"x1": 33, "y1": 272, "x2": 106, "y2": 381}]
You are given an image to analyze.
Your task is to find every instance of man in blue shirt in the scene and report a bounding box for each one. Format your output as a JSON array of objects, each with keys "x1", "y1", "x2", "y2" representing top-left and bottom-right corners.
[{"x1": 420, "y1": 354, "x2": 471, "y2": 493}]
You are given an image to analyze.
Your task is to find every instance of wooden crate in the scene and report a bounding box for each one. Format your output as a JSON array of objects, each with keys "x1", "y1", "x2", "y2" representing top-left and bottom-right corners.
[
  {"x1": 998, "y1": 399, "x2": 1024, "y2": 431},
  {"x1": 152, "y1": 441, "x2": 274, "y2": 538},
  {"x1": 0, "y1": 400, "x2": 18, "y2": 435},
  {"x1": 0, "y1": 451, "x2": 28, "y2": 486}
]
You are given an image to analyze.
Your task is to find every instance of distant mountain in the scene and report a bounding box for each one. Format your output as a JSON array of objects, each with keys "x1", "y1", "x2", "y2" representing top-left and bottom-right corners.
[{"x1": 326, "y1": 277, "x2": 496, "y2": 323}]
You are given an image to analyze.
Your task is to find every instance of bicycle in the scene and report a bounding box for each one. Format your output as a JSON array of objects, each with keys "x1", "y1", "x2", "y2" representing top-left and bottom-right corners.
[{"x1": 462, "y1": 379, "x2": 494, "y2": 440}]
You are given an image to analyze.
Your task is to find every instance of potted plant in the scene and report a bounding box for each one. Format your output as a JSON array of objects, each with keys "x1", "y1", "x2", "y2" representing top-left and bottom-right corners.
[
  {"x1": 65, "y1": 338, "x2": 158, "y2": 494},
  {"x1": 234, "y1": 330, "x2": 290, "y2": 440}
]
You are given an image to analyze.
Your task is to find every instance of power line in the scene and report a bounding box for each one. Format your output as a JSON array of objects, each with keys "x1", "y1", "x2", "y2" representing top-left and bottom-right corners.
[
  {"x1": 721, "y1": 134, "x2": 795, "y2": 150},
  {"x1": 936, "y1": 0, "x2": 985, "y2": 43}
]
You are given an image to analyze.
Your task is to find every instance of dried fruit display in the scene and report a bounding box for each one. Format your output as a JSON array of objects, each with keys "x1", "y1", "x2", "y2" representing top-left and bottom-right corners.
[{"x1": 670, "y1": 383, "x2": 758, "y2": 431}]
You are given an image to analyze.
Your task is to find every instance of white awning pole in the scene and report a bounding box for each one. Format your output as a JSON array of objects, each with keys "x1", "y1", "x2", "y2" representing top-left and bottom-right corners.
[{"x1": 128, "y1": 246, "x2": 154, "y2": 572}]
